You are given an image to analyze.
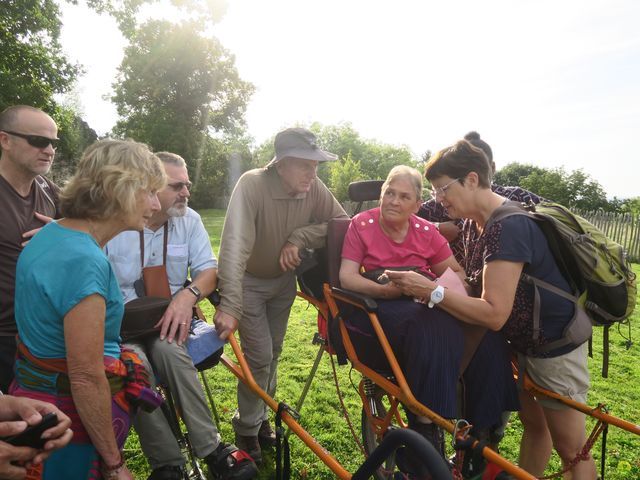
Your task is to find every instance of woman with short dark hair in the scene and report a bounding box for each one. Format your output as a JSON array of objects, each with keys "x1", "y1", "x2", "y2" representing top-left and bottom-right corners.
[{"x1": 387, "y1": 140, "x2": 597, "y2": 479}]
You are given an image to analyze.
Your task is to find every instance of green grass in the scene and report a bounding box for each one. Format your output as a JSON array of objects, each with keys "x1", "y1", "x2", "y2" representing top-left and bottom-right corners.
[{"x1": 126, "y1": 208, "x2": 640, "y2": 479}]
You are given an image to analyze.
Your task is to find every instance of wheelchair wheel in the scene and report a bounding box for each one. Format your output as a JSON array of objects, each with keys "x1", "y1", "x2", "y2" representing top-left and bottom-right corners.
[{"x1": 361, "y1": 384, "x2": 401, "y2": 480}]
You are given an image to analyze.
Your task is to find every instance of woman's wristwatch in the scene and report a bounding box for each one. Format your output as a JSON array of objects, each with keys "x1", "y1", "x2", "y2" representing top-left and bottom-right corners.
[{"x1": 428, "y1": 285, "x2": 445, "y2": 308}]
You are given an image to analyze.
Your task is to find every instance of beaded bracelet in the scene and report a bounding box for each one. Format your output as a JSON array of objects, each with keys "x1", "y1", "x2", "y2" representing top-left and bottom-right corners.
[{"x1": 100, "y1": 455, "x2": 125, "y2": 479}]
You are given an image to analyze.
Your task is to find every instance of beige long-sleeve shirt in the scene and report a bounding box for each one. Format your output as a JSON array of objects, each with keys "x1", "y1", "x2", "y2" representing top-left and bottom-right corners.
[{"x1": 217, "y1": 167, "x2": 347, "y2": 320}]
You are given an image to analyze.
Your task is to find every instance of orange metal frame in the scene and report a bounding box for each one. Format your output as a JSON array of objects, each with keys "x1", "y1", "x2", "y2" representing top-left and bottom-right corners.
[
  {"x1": 214, "y1": 284, "x2": 638, "y2": 480},
  {"x1": 517, "y1": 369, "x2": 640, "y2": 436},
  {"x1": 219, "y1": 333, "x2": 352, "y2": 480},
  {"x1": 324, "y1": 285, "x2": 538, "y2": 480}
]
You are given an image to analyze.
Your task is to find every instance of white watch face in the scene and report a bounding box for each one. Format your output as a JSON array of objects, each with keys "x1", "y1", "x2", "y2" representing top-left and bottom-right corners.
[{"x1": 431, "y1": 286, "x2": 445, "y2": 303}]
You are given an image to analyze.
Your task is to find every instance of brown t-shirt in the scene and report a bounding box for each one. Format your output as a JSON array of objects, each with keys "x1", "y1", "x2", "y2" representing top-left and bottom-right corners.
[{"x1": 0, "y1": 175, "x2": 60, "y2": 336}]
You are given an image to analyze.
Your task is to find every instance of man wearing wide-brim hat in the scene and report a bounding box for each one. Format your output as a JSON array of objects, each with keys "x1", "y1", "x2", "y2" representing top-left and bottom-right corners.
[{"x1": 215, "y1": 127, "x2": 347, "y2": 463}]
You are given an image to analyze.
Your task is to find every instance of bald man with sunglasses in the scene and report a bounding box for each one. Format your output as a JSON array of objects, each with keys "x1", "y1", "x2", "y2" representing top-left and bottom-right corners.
[{"x1": 0, "y1": 105, "x2": 61, "y2": 392}]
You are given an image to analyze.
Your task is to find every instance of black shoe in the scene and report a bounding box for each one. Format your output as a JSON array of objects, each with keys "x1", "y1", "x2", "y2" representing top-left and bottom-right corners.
[
  {"x1": 147, "y1": 465, "x2": 186, "y2": 480},
  {"x1": 258, "y1": 420, "x2": 276, "y2": 448},
  {"x1": 233, "y1": 433, "x2": 262, "y2": 464},
  {"x1": 205, "y1": 441, "x2": 258, "y2": 479}
]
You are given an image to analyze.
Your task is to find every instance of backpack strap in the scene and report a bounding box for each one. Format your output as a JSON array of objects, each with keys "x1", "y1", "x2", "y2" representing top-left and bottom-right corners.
[
  {"x1": 486, "y1": 202, "x2": 591, "y2": 356},
  {"x1": 584, "y1": 300, "x2": 626, "y2": 324},
  {"x1": 522, "y1": 274, "x2": 592, "y2": 354},
  {"x1": 485, "y1": 200, "x2": 530, "y2": 231},
  {"x1": 522, "y1": 273, "x2": 578, "y2": 304}
]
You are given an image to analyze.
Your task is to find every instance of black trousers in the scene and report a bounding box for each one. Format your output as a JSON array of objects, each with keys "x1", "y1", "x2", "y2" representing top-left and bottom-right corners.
[
  {"x1": 0, "y1": 335, "x2": 17, "y2": 393},
  {"x1": 346, "y1": 299, "x2": 464, "y2": 421}
]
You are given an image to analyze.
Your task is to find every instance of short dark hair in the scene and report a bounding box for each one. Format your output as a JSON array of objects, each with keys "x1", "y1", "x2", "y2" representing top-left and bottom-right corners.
[
  {"x1": 0, "y1": 105, "x2": 46, "y2": 131},
  {"x1": 425, "y1": 139, "x2": 492, "y2": 188}
]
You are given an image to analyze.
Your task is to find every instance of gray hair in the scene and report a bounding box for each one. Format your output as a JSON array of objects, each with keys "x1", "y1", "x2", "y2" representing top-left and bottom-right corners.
[
  {"x1": 155, "y1": 151, "x2": 186, "y2": 168},
  {"x1": 381, "y1": 165, "x2": 423, "y2": 201}
]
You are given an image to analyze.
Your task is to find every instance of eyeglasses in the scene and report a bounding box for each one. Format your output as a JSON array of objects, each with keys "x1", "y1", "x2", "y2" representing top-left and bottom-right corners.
[
  {"x1": 167, "y1": 181, "x2": 192, "y2": 192},
  {"x1": 431, "y1": 178, "x2": 461, "y2": 199},
  {"x1": 1, "y1": 130, "x2": 59, "y2": 149}
]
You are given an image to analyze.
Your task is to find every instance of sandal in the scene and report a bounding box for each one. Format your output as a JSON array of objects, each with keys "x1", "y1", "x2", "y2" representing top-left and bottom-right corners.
[{"x1": 205, "y1": 442, "x2": 258, "y2": 480}]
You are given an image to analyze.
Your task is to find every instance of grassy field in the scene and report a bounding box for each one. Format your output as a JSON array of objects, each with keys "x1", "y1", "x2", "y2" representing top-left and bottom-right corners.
[{"x1": 125, "y1": 208, "x2": 640, "y2": 479}]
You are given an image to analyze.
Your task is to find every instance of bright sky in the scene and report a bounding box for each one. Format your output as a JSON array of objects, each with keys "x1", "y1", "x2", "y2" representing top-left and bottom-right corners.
[{"x1": 60, "y1": 0, "x2": 640, "y2": 199}]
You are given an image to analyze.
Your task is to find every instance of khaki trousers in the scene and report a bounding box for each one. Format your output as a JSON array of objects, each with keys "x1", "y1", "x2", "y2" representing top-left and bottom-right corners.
[
  {"x1": 232, "y1": 271, "x2": 297, "y2": 436},
  {"x1": 127, "y1": 337, "x2": 220, "y2": 468}
]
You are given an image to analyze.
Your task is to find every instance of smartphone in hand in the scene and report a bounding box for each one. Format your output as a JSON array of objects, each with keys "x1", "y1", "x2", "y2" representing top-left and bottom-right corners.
[{"x1": 1, "y1": 412, "x2": 59, "y2": 449}]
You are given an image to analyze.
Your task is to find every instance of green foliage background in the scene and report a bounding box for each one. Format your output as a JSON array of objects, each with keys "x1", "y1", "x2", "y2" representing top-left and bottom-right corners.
[
  {"x1": 3, "y1": 1, "x2": 639, "y2": 212},
  {"x1": 124, "y1": 210, "x2": 640, "y2": 479}
]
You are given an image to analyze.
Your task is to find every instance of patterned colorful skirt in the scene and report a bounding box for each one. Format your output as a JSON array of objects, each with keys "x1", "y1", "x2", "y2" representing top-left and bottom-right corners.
[{"x1": 11, "y1": 340, "x2": 162, "y2": 479}]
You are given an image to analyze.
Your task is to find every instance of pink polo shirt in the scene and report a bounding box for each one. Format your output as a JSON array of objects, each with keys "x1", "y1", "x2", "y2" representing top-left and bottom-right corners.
[{"x1": 342, "y1": 207, "x2": 452, "y2": 277}]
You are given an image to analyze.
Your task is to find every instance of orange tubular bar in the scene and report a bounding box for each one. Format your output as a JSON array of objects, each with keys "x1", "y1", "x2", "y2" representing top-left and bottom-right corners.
[
  {"x1": 520, "y1": 373, "x2": 640, "y2": 436},
  {"x1": 325, "y1": 284, "x2": 538, "y2": 480},
  {"x1": 220, "y1": 335, "x2": 352, "y2": 480}
]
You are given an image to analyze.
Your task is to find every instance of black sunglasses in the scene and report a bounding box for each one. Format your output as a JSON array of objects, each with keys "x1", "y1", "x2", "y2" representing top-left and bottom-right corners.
[
  {"x1": 168, "y1": 181, "x2": 192, "y2": 192},
  {"x1": 1, "y1": 130, "x2": 59, "y2": 149}
]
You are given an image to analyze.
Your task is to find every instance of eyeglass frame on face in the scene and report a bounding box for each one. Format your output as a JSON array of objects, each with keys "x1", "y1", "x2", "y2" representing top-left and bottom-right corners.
[
  {"x1": 431, "y1": 177, "x2": 462, "y2": 199},
  {"x1": 1, "y1": 130, "x2": 59, "y2": 149},
  {"x1": 167, "y1": 181, "x2": 192, "y2": 192}
]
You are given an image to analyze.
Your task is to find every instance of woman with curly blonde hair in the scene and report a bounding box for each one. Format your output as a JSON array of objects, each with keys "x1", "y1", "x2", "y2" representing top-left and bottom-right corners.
[{"x1": 12, "y1": 139, "x2": 167, "y2": 479}]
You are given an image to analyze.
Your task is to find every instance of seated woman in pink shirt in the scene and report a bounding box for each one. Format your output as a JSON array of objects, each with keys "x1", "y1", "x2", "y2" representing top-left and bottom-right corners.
[{"x1": 339, "y1": 165, "x2": 518, "y2": 460}]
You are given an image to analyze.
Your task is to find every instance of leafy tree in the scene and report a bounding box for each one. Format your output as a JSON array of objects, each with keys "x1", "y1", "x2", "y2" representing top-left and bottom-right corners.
[
  {"x1": 608, "y1": 197, "x2": 640, "y2": 216},
  {"x1": 329, "y1": 151, "x2": 364, "y2": 202},
  {"x1": 251, "y1": 123, "x2": 417, "y2": 193},
  {"x1": 518, "y1": 168, "x2": 569, "y2": 204},
  {"x1": 251, "y1": 133, "x2": 276, "y2": 168},
  {"x1": 623, "y1": 198, "x2": 640, "y2": 216},
  {"x1": 110, "y1": 19, "x2": 254, "y2": 205},
  {"x1": 309, "y1": 122, "x2": 417, "y2": 184},
  {"x1": 188, "y1": 134, "x2": 254, "y2": 209},
  {"x1": 0, "y1": 0, "x2": 79, "y2": 109},
  {"x1": 495, "y1": 163, "x2": 610, "y2": 211},
  {"x1": 0, "y1": 1, "x2": 102, "y2": 183},
  {"x1": 49, "y1": 105, "x2": 98, "y2": 183},
  {"x1": 565, "y1": 169, "x2": 608, "y2": 211},
  {"x1": 86, "y1": 0, "x2": 228, "y2": 38},
  {"x1": 493, "y1": 163, "x2": 545, "y2": 187}
]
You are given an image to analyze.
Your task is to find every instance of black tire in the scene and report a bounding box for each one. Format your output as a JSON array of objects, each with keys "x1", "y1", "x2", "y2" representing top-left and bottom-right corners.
[{"x1": 361, "y1": 388, "x2": 400, "y2": 480}]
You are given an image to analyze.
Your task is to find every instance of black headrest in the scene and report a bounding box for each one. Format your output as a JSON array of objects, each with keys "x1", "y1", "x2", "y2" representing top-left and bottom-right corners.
[{"x1": 348, "y1": 180, "x2": 384, "y2": 202}]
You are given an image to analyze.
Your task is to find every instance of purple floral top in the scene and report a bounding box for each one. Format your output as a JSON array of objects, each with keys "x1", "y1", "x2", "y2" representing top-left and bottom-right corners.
[
  {"x1": 418, "y1": 184, "x2": 543, "y2": 267},
  {"x1": 462, "y1": 214, "x2": 574, "y2": 356}
]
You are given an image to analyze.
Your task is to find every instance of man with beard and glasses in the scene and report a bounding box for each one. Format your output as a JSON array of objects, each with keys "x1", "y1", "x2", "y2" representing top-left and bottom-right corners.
[
  {"x1": 105, "y1": 152, "x2": 257, "y2": 480},
  {"x1": 0, "y1": 105, "x2": 61, "y2": 393}
]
